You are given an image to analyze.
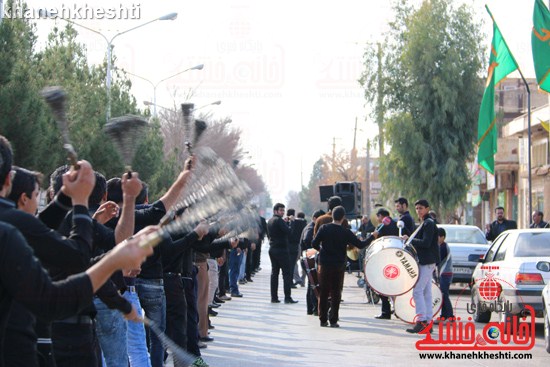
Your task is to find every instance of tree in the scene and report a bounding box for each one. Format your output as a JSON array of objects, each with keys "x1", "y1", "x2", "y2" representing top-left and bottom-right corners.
[
  {"x1": 0, "y1": 1, "x2": 63, "y2": 175},
  {"x1": 361, "y1": 0, "x2": 484, "y2": 216}
]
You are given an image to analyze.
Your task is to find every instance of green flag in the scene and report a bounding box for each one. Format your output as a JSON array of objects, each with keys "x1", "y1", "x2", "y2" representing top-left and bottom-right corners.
[
  {"x1": 477, "y1": 7, "x2": 519, "y2": 174},
  {"x1": 532, "y1": 0, "x2": 550, "y2": 92}
]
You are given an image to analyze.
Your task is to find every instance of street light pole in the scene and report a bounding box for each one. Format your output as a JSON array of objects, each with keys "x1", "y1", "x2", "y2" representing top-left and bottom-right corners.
[
  {"x1": 122, "y1": 64, "x2": 204, "y2": 117},
  {"x1": 57, "y1": 12, "x2": 178, "y2": 121}
]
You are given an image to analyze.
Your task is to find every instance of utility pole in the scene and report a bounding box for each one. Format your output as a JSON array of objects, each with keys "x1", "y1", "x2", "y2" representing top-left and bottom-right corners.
[
  {"x1": 332, "y1": 136, "x2": 337, "y2": 177},
  {"x1": 376, "y1": 43, "x2": 385, "y2": 159},
  {"x1": 365, "y1": 139, "x2": 371, "y2": 215},
  {"x1": 351, "y1": 117, "x2": 358, "y2": 180}
]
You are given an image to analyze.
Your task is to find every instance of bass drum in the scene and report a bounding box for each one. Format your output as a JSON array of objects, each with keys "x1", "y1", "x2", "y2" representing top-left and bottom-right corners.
[
  {"x1": 363, "y1": 236, "x2": 419, "y2": 296},
  {"x1": 393, "y1": 280, "x2": 443, "y2": 324}
]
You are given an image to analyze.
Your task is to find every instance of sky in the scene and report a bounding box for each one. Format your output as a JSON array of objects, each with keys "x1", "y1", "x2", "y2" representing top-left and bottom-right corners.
[{"x1": 10, "y1": 0, "x2": 542, "y2": 203}]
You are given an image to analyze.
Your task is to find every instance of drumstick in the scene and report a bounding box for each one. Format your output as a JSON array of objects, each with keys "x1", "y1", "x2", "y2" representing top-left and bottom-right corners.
[{"x1": 397, "y1": 220, "x2": 405, "y2": 237}]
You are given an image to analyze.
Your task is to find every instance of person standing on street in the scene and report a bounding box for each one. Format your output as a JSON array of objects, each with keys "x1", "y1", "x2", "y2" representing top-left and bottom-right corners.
[
  {"x1": 267, "y1": 203, "x2": 297, "y2": 304},
  {"x1": 485, "y1": 206, "x2": 517, "y2": 241},
  {"x1": 402, "y1": 199, "x2": 440, "y2": 334}
]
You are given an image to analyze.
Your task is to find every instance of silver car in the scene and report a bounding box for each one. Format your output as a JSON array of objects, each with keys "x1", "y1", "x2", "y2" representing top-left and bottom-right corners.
[{"x1": 438, "y1": 224, "x2": 490, "y2": 284}]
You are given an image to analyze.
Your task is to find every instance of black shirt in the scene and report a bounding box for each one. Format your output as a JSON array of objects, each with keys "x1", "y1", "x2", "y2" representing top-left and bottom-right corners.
[
  {"x1": 105, "y1": 200, "x2": 168, "y2": 279},
  {"x1": 0, "y1": 222, "x2": 93, "y2": 367},
  {"x1": 267, "y1": 215, "x2": 291, "y2": 249},
  {"x1": 312, "y1": 223, "x2": 370, "y2": 266},
  {"x1": 410, "y1": 216, "x2": 440, "y2": 265}
]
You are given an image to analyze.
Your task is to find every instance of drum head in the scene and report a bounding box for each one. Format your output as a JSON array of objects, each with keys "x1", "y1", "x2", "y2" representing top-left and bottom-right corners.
[
  {"x1": 364, "y1": 237, "x2": 419, "y2": 296},
  {"x1": 393, "y1": 281, "x2": 443, "y2": 324}
]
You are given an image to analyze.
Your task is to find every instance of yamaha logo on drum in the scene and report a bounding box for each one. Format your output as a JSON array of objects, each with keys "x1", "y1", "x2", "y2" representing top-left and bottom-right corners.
[{"x1": 395, "y1": 252, "x2": 418, "y2": 279}]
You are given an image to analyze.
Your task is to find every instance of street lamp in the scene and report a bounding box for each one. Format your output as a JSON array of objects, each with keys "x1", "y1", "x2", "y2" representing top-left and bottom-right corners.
[
  {"x1": 123, "y1": 64, "x2": 204, "y2": 117},
  {"x1": 56, "y1": 12, "x2": 178, "y2": 121},
  {"x1": 195, "y1": 100, "x2": 222, "y2": 112}
]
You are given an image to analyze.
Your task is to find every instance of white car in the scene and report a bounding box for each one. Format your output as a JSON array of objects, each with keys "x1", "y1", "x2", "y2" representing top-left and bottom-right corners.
[
  {"x1": 542, "y1": 281, "x2": 550, "y2": 353},
  {"x1": 471, "y1": 229, "x2": 550, "y2": 324},
  {"x1": 438, "y1": 224, "x2": 490, "y2": 284}
]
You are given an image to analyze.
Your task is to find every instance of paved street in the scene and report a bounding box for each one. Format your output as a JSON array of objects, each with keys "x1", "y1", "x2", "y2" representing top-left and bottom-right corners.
[{"x1": 192, "y1": 251, "x2": 549, "y2": 367}]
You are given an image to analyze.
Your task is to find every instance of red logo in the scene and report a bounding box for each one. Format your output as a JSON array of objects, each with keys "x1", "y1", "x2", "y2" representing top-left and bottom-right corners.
[
  {"x1": 415, "y1": 272, "x2": 535, "y2": 352},
  {"x1": 478, "y1": 273, "x2": 501, "y2": 301},
  {"x1": 383, "y1": 265, "x2": 400, "y2": 280}
]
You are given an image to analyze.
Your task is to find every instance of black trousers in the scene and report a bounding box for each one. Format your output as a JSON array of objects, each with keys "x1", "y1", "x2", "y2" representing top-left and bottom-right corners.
[
  {"x1": 182, "y1": 267, "x2": 200, "y2": 358},
  {"x1": 252, "y1": 242, "x2": 262, "y2": 270},
  {"x1": 4, "y1": 304, "x2": 40, "y2": 367},
  {"x1": 318, "y1": 263, "x2": 346, "y2": 324},
  {"x1": 269, "y1": 248, "x2": 292, "y2": 301},
  {"x1": 380, "y1": 295, "x2": 391, "y2": 315},
  {"x1": 217, "y1": 261, "x2": 229, "y2": 296},
  {"x1": 164, "y1": 274, "x2": 188, "y2": 355},
  {"x1": 51, "y1": 321, "x2": 100, "y2": 367}
]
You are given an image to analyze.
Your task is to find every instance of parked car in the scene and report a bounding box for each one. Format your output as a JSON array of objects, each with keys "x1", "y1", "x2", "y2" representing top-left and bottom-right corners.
[
  {"x1": 471, "y1": 229, "x2": 550, "y2": 324},
  {"x1": 438, "y1": 224, "x2": 490, "y2": 284},
  {"x1": 542, "y1": 280, "x2": 550, "y2": 353}
]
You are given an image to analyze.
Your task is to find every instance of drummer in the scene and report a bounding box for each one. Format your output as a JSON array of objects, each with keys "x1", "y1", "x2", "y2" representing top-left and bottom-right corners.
[
  {"x1": 401, "y1": 199, "x2": 440, "y2": 334},
  {"x1": 299, "y1": 209, "x2": 325, "y2": 316},
  {"x1": 311, "y1": 206, "x2": 371, "y2": 328},
  {"x1": 366, "y1": 208, "x2": 407, "y2": 320}
]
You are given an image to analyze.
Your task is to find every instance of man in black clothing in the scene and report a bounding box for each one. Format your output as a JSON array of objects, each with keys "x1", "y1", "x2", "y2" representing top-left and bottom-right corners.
[
  {"x1": 395, "y1": 197, "x2": 415, "y2": 234},
  {"x1": 366, "y1": 208, "x2": 401, "y2": 320},
  {"x1": 530, "y1": 210, "x2": 549, "y2": 228},
  {"x1": 267, "y1": 203, "x2": 297, "y2": 304},
  {"x1": 0, "y1": 221, "x2": 154, "y2": 367},
  {"x1": 252, "y1": 215, "x2": 267, "y2": 273},
  {"x1": 357, "y1": 215, "x2": 375, "y2": 238},
  {"x1": 485, "y1": 206, "x2": 517, "y2": 241},
  {"x1": 402, "y1": 199, "x2": 440, "y2": 334},
  {"x1": 0, "y1": 135, "x2": 98, "y2": 367},
  {"x1": 50, "y1": 169, "x2": 140, "y2": 367},
  {"x1": 312, "y1": 206, "x2": 371, "y2": 327},
  {"x1": 288, "y1": 210, "x2": 307, "y2": 287},
  {"x1": 299, "y1": 209, "x2": 325, "y2": 315},
  {"x1": 103, "y1": 160, "x2": 198, "y2": 367}
]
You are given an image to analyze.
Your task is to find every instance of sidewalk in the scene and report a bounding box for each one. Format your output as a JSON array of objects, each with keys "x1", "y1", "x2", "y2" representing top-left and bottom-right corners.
[{"x1": 197, "y1": 251, "x2": 547, "y2": 367}]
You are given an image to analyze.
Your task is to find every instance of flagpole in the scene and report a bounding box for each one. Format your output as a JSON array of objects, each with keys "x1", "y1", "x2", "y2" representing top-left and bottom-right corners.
[
  {"x1": 486, "y1": 5, "x2": 532, "y2": 225},
  {"x1": 517, "y1": 71, "x2": 533, "y2": 226}
]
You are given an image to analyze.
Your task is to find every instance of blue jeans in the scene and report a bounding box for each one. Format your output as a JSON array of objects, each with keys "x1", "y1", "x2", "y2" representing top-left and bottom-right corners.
[
  {"x1": 238, "y1": 251, "x2": 247, "y2": 280},
  {"x1": 412, "y1": 263, "x2": 436, "y2": 322},
  {"x1": 94, "y1": 298, "x2": 128, "y2": 367},
  {"x1": 136, "y1": 278, "x2": 166, "y2": 367},
  {"x1": 123, "y1": 289, "x2": 152, "y2": 367},
  {"x1": 439, "y1": 274, "x2": 454, "y2": 319},
  {"x1": 229, "y1": 250, "x2": 241, "y2": 294}
]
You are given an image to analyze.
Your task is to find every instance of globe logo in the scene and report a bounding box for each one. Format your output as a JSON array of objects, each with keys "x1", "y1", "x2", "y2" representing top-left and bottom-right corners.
[
  {"x1": 487, "y1": 326, "x2": 500, "y2": 340},
  {"x1": 478, "y1": 273, "x2": 501, "y2": 301}
]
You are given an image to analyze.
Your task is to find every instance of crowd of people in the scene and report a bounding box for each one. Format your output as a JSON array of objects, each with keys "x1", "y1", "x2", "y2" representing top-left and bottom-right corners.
[
  {"x1": 273, "y1": 196, "x2": 454, "y2": 335},
  {"x1": 0, "y1": 133, "x2": 269, "y2": 367},
  {"x1": 5, "y1": 121, "x2": 547, "y2": 367}
]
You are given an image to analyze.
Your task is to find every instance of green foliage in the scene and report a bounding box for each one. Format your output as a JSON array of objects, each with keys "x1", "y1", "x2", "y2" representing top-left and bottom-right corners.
[
  {"x1": 0, "y1": 5, "x2": 63, "y2": 176},
  {"x1": 299, "y1": 158, "x2": 326, "y2": 216},
  {"x1": 132, "y1": 119, "x2": 165, "y2": 183},
  {"x1": 363, "y1": 0, "x2": 484, "y2": 214}
]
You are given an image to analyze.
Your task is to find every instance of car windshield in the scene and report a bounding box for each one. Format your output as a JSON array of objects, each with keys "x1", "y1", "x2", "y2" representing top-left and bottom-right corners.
[
  {"x1": 442, "y1": 226, "x2": 487, "y2": 244},
  {"x1": 514, "y1": 232, "x2": 550, "y2": 257}
]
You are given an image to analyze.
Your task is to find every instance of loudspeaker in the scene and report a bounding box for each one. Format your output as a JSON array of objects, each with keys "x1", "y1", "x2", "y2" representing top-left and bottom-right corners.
[
  {"x1": 334, "y1": 181, "x2": 362, "y2": 218},
  {"x1": 340, "y1": 195, "x2": 356, "y2": 213},
  {"x1": 319, "y1": 185, "x2": 334, "y2": 202}
]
